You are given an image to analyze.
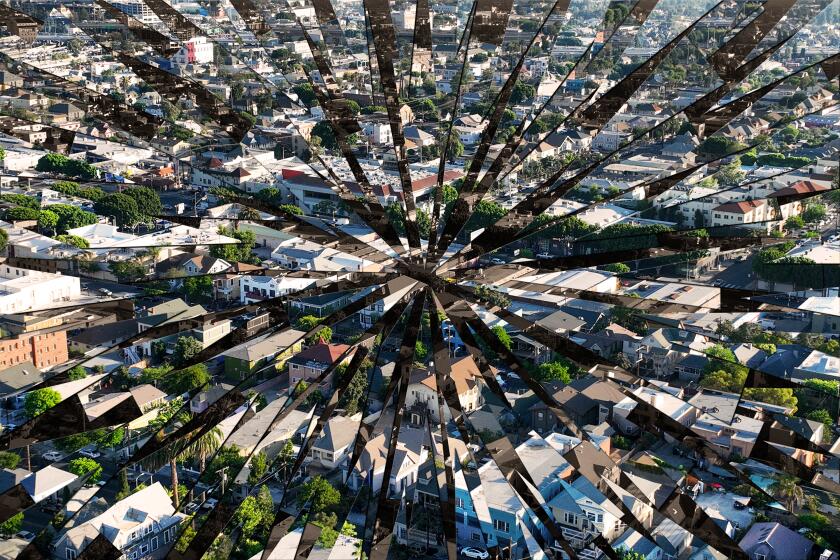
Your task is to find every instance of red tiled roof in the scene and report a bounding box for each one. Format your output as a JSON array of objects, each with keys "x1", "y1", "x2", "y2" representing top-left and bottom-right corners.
[
  {"x1": 713, "y1": 200, "x2": 765, "y2": 214},
  {"x1": 410, "y1": 169, "x2": 464, "y2": 192},
  {"x1": 772, "y1": 180, "x2": 829, "y2": 197},
  {"x1": 208, "y1": 157, "x2": 224, "y2": 168},
  {"x1": 289, "y1": 342, "x2": 350, "y2": 366}
]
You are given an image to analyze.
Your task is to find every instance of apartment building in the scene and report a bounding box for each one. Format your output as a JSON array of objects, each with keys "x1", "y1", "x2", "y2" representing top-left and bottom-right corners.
[
  {"x1": 0, "y1": 329, "x2": 68, "y2": 370},
  {"x1": 0, "y1": 265, "x2": 81, "y2": 315}
]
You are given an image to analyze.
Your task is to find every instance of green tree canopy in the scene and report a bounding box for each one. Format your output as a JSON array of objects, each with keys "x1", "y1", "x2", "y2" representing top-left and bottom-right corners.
[
  {"x1": 94, "y1": 193, "x2": 143, "y2": 227},
  {"x1": 24, "y1": 387, "x2": 62, "y2": 417},
  {"x1": 124, "y1": 186, "x2": 163, "y2": 218},
  {"x1": 172, "y1": 336, "x2": 203, "y2": 367},
  {"x1": 298, "y1": 475, "x2": 340, "y2": 514},
  {"x1": 537, "y1": 361, "x2": 571, "y2": 384},
  {"x1": 68, "y1": 457, "x2": 103, "y2": 482}
]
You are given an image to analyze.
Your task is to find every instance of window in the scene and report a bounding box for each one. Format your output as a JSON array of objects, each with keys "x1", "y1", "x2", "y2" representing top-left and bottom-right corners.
[
  {"x1": 597, "y1": 514, "x2": 603, "y2": 523},
  {"x1": 493, "y1": 519, "x2": 510, "y2": 533},
  {"x1": 472, "y1": 532, "x2": 482, "y2": 541},
  {"x1": 66, "y1": 549, "x2": 77, "y2": 560},
  {"x1": 565, "y1": 513, "x2": 578, "y2": 525},
  {"x1": 755, "y1": 555, "x2": 766, "y2": 560},
  {"x1": 140, "y1": 544, "x2": 149, "y2": 555},
  {"x1": 163, "y1": 530, "x2": 171, "y2": 545},
  {"x1": 456, "y1": 497, "x2": 464, "y2": 508}
]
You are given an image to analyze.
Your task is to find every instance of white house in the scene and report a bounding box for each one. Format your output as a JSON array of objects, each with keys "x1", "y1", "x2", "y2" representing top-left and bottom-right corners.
[{"x1": 54, "y1": 482, "x2": 185, "y2": 560}]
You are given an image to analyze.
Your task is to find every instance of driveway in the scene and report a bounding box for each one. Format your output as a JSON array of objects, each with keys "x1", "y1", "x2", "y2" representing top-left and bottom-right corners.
[{"x1": 694, "y1": 491, "x2": 755, "y2": 530}]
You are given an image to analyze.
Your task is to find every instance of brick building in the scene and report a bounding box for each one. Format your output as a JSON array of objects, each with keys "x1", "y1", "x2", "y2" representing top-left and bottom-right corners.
[{"x1": 0, "y1": 330, "x2": 68, "y2": 370}]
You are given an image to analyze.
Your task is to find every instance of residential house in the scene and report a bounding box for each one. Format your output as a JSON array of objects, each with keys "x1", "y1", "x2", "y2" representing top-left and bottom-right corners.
[
  {"x1": 406, "y1": 356, "x2": 484, "y2": 423},
  {"x1": 239, "y1": 275, "x2": 317, "y2": 304},
  {"x1": 547, "y1": 475, "x2": 626, "y2": 559},
  {"x1": 53, "y1": 482, "x2": 185, "y2": 560},
  {"x1": 22, "y1": 465, "x2": 78, "y2": 503},
  {"x1": 222, "y1": 329, "x2": 305, "y2": 381},
  {"x1": 691, "y1": 413, "x2": 763, "y2": 458},
  {"x1": 738, "y1": 522, "x2": 814, "y2": 560},
  {"x1": 286, "y1": 342, "x2": 351, "y2": 389},
  {"x1": 308, "y1": 415, "x2": 360, "y2": 472},
  {"x1": 347, "y1": 428, "x2": 427, "y2": 495}
]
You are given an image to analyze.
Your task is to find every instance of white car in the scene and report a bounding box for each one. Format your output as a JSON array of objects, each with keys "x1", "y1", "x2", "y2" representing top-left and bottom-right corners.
[
  {"x1": 201, "y1": 498, "x2": 218, "y2": 510},
  {"x1": 490, "y1": 258, "x2": 506, "y2": 265},
  {"x1": 15, "y1": 531, "x2": 35, "y2": 541},
  {"x1": 79, "y1": 448, "x2": 101, "y2": 459},
  {"x1": 42, "y1": 451, "x2": 62, "y2": 462},
  {"x1": 536, "y1": 252, "x2": 553, "y2": 259},
  {"x1": 461, "y1": 547, "x2": 490, "y2": 560}
]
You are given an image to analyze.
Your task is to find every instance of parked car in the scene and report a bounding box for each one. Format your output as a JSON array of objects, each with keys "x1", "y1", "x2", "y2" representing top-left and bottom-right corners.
[
  {"x1": 462, "y1": 547, "x2": 490, "y2": 560},
  {"x1": 79, "y1": 447, "x2": 101, "y2": 459},
  {"x1": 99, "y1": 288, "x2": 113, "y2": 297},
  {"x1": 15, "y1": 531, "x2": 35, "y2": 541},
  {"x1": 490, "y1": 257, "x2": 506, "y2": 265},
  {"x1": 536, "y1": 252, "x2": 553, "y2": 259},
  {"x1": 201, "y1": 498, "x2": 218, "y2": 510},
  {"x1": 42, "y1": 451, "x2": 62, "y2": 462}
]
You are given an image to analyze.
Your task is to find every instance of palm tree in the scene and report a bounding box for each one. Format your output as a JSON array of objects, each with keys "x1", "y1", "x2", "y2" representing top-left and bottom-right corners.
[
  {"x1": 771, "y1": 473, "x2": 804, "y2": 512},
  {"x1": 136, "y1": 447, "x2": 181, "y2": 508},
  {"x1": 186, "y1": 427, "x2": 222, "y2": 502}
]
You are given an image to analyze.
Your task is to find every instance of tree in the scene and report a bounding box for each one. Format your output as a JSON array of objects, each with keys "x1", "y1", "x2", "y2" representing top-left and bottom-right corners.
[
  {"x1": 805, "y1": 409, "x2": 834, "y2": 443},
  {"x1": 491, "y1": 325, "x2": 512, "y2": 351},
  {"x1": 0, "y1": 228, "x2": 7, "y2": 254},
  {"x1": 0, "y1": 513, "x2": 22, "y2": 537},
  {"x1": 603, "y1": 263, "x2": 630, "y2": 273},
  {"x1": 292, "y1": 83, "x2": 317, "y2": 106},
  {"x1": 36, "y1": 153, "x2": 98, "y2": 179},
  {"x1": 340, "y1": 364, "x2": 370, "y2": 416},
  {"x1": 186, "y1": 426, "x2": 221, "y2": 501},
  {"x1": 295, "y1": 315, "x2": 322, "y2": 330},
  {"x1": 298, "y1": 476, "x2": 340, "y2": 514},
  {"x1": 165, "y1": 363, "x2": 210, "y2": 394},
  {"x1": 414, "y1": 340, "x2": 429, "y2": 362},
  {"x1": 109, "y1": 260, "x2": 146, "y2": 282},
  {"x1": 55, "y1": 234, "x2": 90, "y2": 248},
  {"x1": 234, "y1": 495, "x2": 264, "y2": 537},
  {"x1": 617, "y1": 547, "x2": 648, "y2": 560},
  {"x1": 4, "y1": 206, "x2": 40, "y2": 221},
  {"x1": 511, "y1": 80, "x2": 536, "y2": 104},
  {"x1": 48, "y1": 204, "x2": 97, "y2": 232},
  {"x1": 68, "y1": 457, "x2": 103, "y2": 482},
  {"x1": 124, "y1": 186, "x2": 163, "y2": 219},
  {"x1": 717, "y1": 157, "x2": 745, "y2": 185},
  {"x1": 741, "y1": 388, "x2": 797, "y2": 411},
  {"x1": 306, "y1": 326, "x2": 333, "y2": 346},
  {"x1": 94, "y1": 193, "x2": 142, "y2": 227},
  {"x1": 37, "y1": 209, "x2": 58, "y2": 235},
  {"x1": 0, "y1": 451, "x2": 20, "y2": 469},
  {"x1": 785, "y1": 215, "x2": 805, "y2": 230},
  {"x1": 67, "y1": 365, "x2": 87, "y2": 380},
  {"x1": 183, "y1": 276, "x2": 213, "y2": 303},
  {"x1": 248, "y1": 451, "x2": 268, "y2": 486},
  {"x1": 770, "y1": 474, "x2": 804, "y2": 512},
  {"x1": 437, "y1": 132, "x2": 464, "y2": 162},
  {"x1": 802, "y1": 204, "x2": 827, "y2": 223},
  {"x1": 172, "y1": 336, "x2": 203, "y2": 367},
  {"x1": 311, "y1": 120, "x2": 357, "y2": 150},
  {"x1": 210, "y1": 226, "x2": 258, "y2": 264},
  {"x1": 537, "y1": 361, "x2": 571, "y2": 384},
  {"x1": 24, "y1": 387, "x2": 62, "y2": 418}
]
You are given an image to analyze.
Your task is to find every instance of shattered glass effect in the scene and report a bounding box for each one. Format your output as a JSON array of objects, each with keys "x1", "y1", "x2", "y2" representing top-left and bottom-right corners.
[{"x1": 0, "y1": 0, "x2": 837, "y2": 559}]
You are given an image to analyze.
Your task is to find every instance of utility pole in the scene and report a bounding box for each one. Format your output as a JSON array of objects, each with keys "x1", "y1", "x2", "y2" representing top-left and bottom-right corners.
[{"x1": 217, "y1": 465, "x2": 229, "y2": 495}]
